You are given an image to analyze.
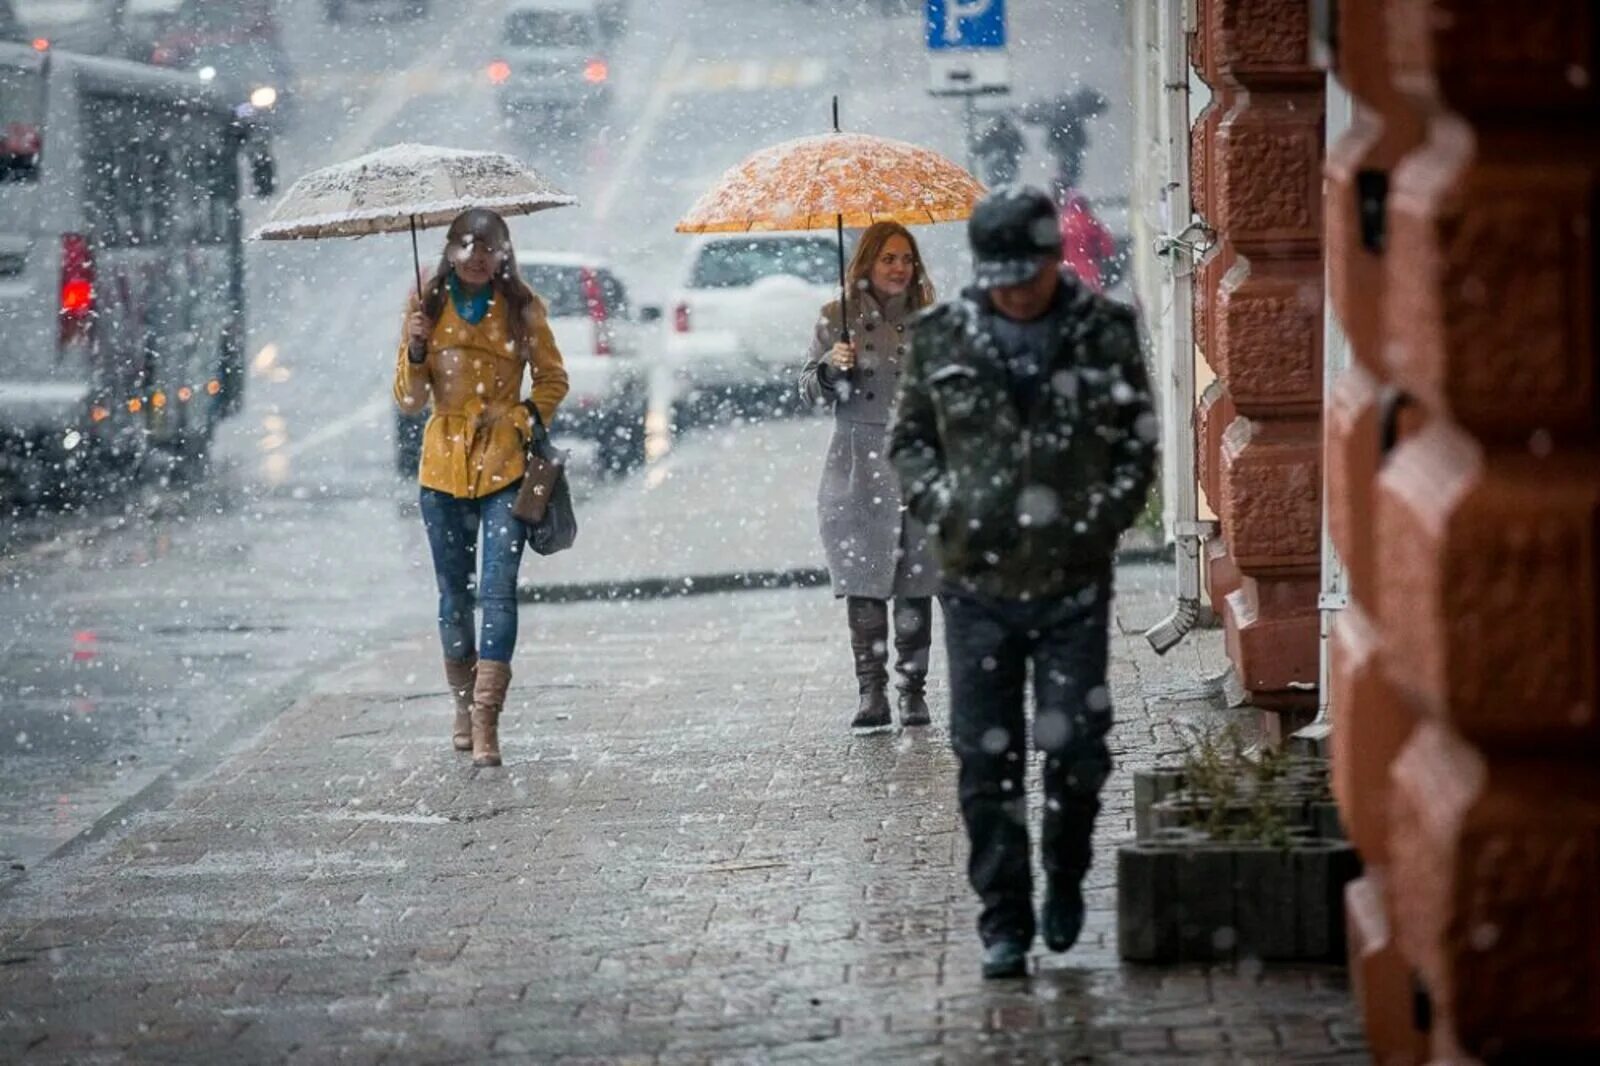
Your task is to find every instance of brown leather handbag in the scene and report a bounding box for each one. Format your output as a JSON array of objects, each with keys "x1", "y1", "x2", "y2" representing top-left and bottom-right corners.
[{"x1": 512, "y1": 401, "x2": 577, "y2": 554}]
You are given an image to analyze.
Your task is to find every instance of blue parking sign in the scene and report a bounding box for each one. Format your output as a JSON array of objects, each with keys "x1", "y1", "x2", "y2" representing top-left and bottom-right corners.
[{"x1": 925, "y1": 0, "x2": 1007, "y2": 50}]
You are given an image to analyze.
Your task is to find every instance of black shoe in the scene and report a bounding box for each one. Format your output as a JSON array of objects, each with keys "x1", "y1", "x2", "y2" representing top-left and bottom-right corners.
[
  {"x1": 850, "y1": 685, "x2": 893, "y2": 734},
  {"x1": 981, "y1": 939, "x2": 1029, "y2": 979},
  {"x1": 896, "y1": 687, "x2": 931, "y2": 727},
  {"x1": 1042, "y1": 882, "x2": 1086, "y2": 953}
]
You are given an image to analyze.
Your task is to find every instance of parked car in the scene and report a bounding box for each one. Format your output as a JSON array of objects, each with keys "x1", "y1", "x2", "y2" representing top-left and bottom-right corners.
[
  {"x1": 0, "y1": 41, "x2": 260, "y2": 493},
  {"x1": 324, "y1": 0, "x2": 430, "y2": 23},
  {"x1": 490, "y1": 0, "x2": 613, "y2": 129},
  {"x1": 394, "y1": 254, "x2": 652, "y2": 479},
  {"x1": 664, "y1": 233, "x2": 840, "y2": 422}
]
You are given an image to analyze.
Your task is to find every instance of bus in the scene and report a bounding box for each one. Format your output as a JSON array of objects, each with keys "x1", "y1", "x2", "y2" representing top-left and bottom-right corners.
[{"x1": 0, "y1": 40, "x2": 266, "y2": 492}]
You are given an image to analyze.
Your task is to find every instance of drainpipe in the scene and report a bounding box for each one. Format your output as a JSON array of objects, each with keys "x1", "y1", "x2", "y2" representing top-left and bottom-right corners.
[
  {"x1": 1145, "y1": 0, "x2": 1217, "y2": 655},
  {"x1": 1314, "y1": 75, "x2": 1355, "y2": 723}
]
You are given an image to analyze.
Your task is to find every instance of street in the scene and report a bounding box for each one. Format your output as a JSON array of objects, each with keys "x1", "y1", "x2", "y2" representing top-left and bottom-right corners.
[
  {"x1": 1, "y1": 0, "x2": 1132, "y2": 881},
  {"x1": 0, "y1": 1, "x2": 1373, "y2": 1061}
]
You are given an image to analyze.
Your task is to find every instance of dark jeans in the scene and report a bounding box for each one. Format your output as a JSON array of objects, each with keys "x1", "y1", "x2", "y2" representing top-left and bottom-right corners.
[
  {"x1": 419, "y1": 483, "x2": 526, "y2": 663},
  {"x1": 941, "y1": 578, "x2": 1113, "y2": 947}
]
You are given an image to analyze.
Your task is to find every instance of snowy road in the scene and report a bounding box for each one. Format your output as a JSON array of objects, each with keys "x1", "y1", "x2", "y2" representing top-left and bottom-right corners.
[{"x1": 1, "y1": 0, "x2": 1131, "y2": 882}]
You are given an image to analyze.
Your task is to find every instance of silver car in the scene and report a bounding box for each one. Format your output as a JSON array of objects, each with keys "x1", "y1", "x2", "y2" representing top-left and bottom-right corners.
[{"x1": 492, "y1": 0, "x2": 613, "y2": 127}]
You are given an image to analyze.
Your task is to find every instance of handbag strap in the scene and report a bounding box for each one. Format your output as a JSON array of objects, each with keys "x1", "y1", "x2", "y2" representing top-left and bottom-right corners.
[{"x1": 521, "y1": 399, "x2": 549, "y2": 445}]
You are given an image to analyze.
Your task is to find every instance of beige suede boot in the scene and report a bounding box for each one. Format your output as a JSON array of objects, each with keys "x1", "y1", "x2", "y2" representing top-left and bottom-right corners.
[
  {"x1": 471, "y1": 660, "x2": 512, "y2": 768},
  {"x1": 443, "y1": 656, "x2": 477, "y2": 752}
]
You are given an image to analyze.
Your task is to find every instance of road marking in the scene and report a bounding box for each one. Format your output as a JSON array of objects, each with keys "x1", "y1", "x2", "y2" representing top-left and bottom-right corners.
[
  {"x1": 668, "y1": 57, "x2": 828, "y2": 96},
  {"x1": 281, "y1": 388, "x2": 391, "y2": 461},
  {"x1": 593, "y1": 37, "x2": 691, "y2": 223}
]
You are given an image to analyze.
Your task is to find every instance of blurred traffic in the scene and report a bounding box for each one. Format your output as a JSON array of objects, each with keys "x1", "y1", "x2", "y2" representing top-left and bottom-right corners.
[{"x1": 1, "y1": 0, "x2": 1126, "y2": 510}]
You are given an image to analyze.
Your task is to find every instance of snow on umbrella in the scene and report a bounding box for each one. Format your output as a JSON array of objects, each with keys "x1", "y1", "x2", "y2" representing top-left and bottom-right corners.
[
  {"x1": 250, "y1": 143, "x2": 577, "y2": 296},
  {"x1": 675, "y1": 101, "x2": 985, "y2": 346}
]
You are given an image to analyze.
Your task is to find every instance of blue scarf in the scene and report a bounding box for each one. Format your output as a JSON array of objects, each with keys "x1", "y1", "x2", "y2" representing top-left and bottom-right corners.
[{"x1": 447, "y1": 273, "x2": 492, "y2": 325}]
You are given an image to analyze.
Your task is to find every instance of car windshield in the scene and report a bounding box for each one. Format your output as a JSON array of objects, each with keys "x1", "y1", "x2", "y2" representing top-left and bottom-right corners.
[
  {"x1": 689, "y1": 238, "x2": 836, "y2": 288},
  {"x1": 505, "y1": 11, "x2": 594, "y2": 48},
  {"x1": 0, "y1": 62, "x2": 43, "y2": 183}
]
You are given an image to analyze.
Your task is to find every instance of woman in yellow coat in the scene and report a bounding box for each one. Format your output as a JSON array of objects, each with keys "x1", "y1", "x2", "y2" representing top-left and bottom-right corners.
[{"x1": 394, "y1": 209, "x2": 568, "y2": 768}]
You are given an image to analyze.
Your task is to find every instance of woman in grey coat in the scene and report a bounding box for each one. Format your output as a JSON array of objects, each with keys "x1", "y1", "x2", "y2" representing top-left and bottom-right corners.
[{"x1": 799, "y1": 222, "x2": 941, "y2": 734}]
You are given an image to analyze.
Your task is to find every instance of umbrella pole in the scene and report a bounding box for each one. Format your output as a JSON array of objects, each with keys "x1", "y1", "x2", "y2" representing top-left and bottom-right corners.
[
  {"x1": 832, "y1": 97, "x2": 850, "y2": 354},
  {"x1": 836, "y1": 212, "x2": 849, "y2": 345},
  {"x1": 410, "y1": 214, "x2": 423, "y2": 303}
]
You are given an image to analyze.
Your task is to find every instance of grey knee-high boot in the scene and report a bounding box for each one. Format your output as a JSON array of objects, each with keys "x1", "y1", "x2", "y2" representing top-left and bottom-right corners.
[{"x1": 846, "y1": 597, "x2": 892, "y2": 734}]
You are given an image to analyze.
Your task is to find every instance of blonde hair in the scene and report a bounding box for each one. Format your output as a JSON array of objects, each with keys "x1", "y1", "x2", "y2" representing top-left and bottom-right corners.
[{"x1": 846, "y1": 222, "x2": 935, "y2": 311}]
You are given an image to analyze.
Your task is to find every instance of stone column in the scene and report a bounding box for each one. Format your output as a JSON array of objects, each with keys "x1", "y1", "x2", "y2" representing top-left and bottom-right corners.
[
  {"x1": 1190, "y1": 0, "x2": 1326, "y2": 734},
  {"x1": 1322, "y1": 0, "x2": 1428, "y2": 1061},
  {"x1": 1375, "y1": 0, "x2": 1599, "y2": 1059}
]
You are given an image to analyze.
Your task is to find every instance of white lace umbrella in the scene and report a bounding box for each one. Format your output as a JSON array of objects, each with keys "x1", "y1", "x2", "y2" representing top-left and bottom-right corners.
[{"x1": 251, "y1": 143, "x2": 577, "y2": 295}]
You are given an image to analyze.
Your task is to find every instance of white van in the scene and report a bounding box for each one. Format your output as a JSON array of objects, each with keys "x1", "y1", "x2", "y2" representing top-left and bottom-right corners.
[{"x1": 0, "y1": 41, "x2": 260, "y2": 486}]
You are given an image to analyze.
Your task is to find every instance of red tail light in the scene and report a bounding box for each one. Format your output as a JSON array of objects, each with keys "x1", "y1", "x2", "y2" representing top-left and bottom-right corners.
[
  {"x1": 673, "y1": 302, "x2": 691, "y2": 333},
  {"x1": 579, "y1": 267, "x2": 611, "y2": 356},
  {"x1": 584, "y1": 59, "x2": 609, "y2": 84},
  {"x1": 59, "y1": 234, "x2": 95, "y2": 348}
]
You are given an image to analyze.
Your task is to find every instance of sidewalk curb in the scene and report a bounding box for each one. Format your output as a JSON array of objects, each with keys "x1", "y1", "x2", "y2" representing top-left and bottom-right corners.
[{"x1": 516, "y1": 545, "x2": 1174, "y2": 605}]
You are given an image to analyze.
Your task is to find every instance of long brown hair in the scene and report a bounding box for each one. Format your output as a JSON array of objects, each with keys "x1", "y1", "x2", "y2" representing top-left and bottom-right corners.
[
  {"x1": 419, "y1": 209, "x2": 540, "y2": 350},
  {"x1": 845, "y1": 221, "x2": 935, "y2": 311}
]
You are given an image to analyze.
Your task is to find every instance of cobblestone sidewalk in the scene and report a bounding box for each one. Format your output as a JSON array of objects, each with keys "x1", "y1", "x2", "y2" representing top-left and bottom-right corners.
[{"x1": 0, "y1": 563, "x2": 1365, "y2": 1064}]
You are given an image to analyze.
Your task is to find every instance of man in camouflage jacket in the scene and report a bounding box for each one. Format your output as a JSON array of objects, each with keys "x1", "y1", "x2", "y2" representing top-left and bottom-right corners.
[{"x1": 890, "y1": 187, "x2": 1158, "y2": 979}]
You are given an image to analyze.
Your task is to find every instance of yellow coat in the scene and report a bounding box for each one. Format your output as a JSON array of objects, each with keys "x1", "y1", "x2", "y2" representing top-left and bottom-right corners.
[{"x1": 394, "y1": 283, "x2": 569, "y2": 499}]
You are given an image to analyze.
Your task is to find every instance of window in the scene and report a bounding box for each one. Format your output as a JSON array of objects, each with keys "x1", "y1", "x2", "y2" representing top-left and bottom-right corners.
[
  {"x1": 504, "y1": 11, "x2": 594, "y2": 49},
  {"x1": 689, "y1": 237, "x2": 837, "y2": 289},
  {"x1": 0, "y1": 62, "x2": 43, "y2": 183},
  {"x1": 599, "y1": 271, "x2": 629, "y2": 316},
  {"x1": 83, "y1": 93, "x2": 233, "y2": 248},
  {"x1": 520, "y1": 264, "x2": 587, "y2": 317}
]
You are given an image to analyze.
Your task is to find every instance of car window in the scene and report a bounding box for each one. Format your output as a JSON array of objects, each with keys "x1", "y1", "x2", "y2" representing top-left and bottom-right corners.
[
  {"x1": 504, "y1": 11, "x2": 595, "y2": 48},
  {"x1": 0, "y1": 61, "x2": 43, "y2": 183},
  {"x1": 521, "y1": 265, "x2": 587, "y2": 317},
  {"x1": 689, "y1": 238, "x2": 837, "y2": 289},
  {"x1": 600, "y1": 272, "x2": 628, "y2": 316}
]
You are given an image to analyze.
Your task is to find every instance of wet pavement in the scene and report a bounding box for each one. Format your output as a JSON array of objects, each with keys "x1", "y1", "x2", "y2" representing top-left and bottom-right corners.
[
  {"x1": 0, "y1": 563, "x2": 1366, "y2": 1063},
  {"x1": 0, "y1": 1, "x2": 1370, "y2": 1060}
]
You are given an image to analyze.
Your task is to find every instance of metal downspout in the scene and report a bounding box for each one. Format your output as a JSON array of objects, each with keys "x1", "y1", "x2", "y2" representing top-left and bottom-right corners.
[{"x1": 1145, "y1": 0, "x2": 1215, "y2": 655}]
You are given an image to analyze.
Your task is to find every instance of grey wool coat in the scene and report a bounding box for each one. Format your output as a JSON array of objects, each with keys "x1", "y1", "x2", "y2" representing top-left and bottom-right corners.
[{"x1": 799, "y1": 289, "x2": 940, "y2": 600}]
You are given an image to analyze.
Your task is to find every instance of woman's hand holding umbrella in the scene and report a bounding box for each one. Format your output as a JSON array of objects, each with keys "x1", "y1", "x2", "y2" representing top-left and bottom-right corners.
[
  {"x1": 406, "y1": 310, "x2": 433, "y2": 364},
  {"x1": 828, "y1": 341, "x2": 857, "y2": 374}
]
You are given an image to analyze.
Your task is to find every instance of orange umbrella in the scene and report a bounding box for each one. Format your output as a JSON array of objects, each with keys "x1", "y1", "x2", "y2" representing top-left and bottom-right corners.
[
  {"x1": 674, "y1": 132, "x2": 986, "y2": 232},
  {"x1": 676, "y1": 101, "x2": 985, "y2": 344}
]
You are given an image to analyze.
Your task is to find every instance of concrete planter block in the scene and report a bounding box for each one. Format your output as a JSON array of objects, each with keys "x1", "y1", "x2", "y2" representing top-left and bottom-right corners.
[
  {"x1": 1117, "y1": 841, "x2": 1178, "y2": 961},
  {"x1": 1294, "y1": 840, "x2": 1361, "y2": 959},
  {"x1": 1232, "y1": 847, "x2": 1299, "y2": 959},
  {"x1": 1312, "y1": 800, "x2": 1345, "y2": 841},
  {"x1": 1174, "y1": 846, "x2": 1235, "y2": 961},
  {"x1": 1116, "y1": 836, "x2": 1361, "y2": 963},
  {"x1": 1132, "y1": 767, "x2": 1186, "y2": 841}
]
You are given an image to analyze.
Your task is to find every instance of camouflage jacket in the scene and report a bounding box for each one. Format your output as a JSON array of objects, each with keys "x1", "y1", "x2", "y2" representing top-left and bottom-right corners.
[{"x1": 889, "y1": 274, "x2": 1158, "y2": 599}]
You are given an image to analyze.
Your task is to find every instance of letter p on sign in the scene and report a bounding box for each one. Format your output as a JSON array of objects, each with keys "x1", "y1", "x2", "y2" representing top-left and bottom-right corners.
[
  {"x1": 944, "y1": 0, "x2": 991, "y2": 42},
  {"x1": 925, "y1": 0, "x2": 1007, "y2": 51}
]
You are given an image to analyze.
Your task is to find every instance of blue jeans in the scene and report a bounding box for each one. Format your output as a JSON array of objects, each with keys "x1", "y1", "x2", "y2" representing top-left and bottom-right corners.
[{"x1": 419, "y1": 483, "x2": 526, "y2": 663}]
